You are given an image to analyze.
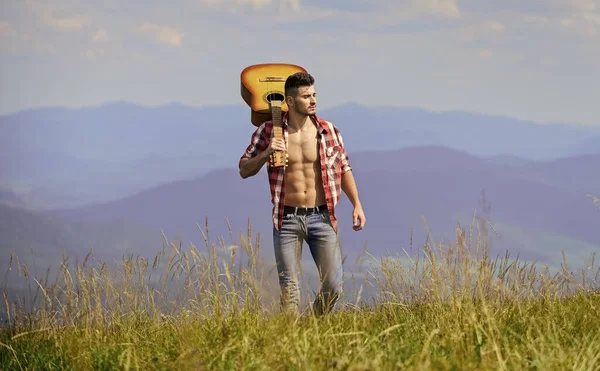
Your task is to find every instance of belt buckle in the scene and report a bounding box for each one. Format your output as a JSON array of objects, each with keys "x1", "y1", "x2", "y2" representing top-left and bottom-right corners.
[
  {"x1": 288, "y1": 205, "x2": 320, "y2": 215},
  {"x1": 299, "y1": 207, "x2": 310, "y2": 215}
]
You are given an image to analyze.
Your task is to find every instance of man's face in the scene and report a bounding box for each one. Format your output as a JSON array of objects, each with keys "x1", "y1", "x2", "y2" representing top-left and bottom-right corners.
[{"x1": 290, "y1": 85, "x2": 316, "y2": 116}]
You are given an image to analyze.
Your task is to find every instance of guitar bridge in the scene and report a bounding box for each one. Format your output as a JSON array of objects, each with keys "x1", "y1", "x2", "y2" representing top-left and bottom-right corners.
[{"x1": 259, "y1": 76, "x2": 286, "y2": 82}]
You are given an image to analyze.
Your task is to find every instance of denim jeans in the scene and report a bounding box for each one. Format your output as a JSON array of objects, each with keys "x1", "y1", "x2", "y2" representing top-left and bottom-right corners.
[{"x1": 273, "y1": 207, "x2": 343, "y2": 315}]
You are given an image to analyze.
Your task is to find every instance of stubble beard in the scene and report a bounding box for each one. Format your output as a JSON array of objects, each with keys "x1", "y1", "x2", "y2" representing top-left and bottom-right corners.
[{"x1": 291, "y1": 101, "x2": 315, "y2": 117}]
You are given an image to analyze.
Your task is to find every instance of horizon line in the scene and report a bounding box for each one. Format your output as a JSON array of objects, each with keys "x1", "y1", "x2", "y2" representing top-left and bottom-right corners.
[{"x1": 1, "y1": 99, "x2": 598, "y2": 128}]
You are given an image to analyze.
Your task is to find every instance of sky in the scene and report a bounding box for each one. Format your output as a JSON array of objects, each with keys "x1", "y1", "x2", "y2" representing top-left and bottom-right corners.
[{"x1": 1, "y1": 0, "x2": 599, "y2": 126}]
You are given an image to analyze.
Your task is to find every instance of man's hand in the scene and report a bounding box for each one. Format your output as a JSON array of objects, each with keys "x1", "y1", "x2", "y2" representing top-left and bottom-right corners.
[
  {"x1": 268, "y1": 138, "x2": 286, "y2": 154},
  {"x1": 352, "y1": 204, "x2": 366, "y2": 231}
]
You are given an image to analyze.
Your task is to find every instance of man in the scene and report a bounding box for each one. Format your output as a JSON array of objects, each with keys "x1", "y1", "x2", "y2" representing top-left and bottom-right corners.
[{"x1": 239, "y1": 72, "x2": 365, "y2": 315}]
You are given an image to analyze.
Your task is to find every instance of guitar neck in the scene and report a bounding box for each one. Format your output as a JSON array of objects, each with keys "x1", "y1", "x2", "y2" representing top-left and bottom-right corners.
[
  {"x1": 267, "y1": 99, "x2": 287, "y2": 167},
  {"x1": 270, "y1": 100, "x2": 283, "y2": 138}
]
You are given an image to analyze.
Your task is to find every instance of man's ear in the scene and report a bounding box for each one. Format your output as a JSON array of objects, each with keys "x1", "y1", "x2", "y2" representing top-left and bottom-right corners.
[{"x1": 286, "y1": 96, "x2": 294, "y2": 107}]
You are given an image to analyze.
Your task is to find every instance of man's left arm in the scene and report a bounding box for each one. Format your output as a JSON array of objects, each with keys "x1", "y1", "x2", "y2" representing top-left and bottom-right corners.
[{"x1": 336, "y1": 127, "x2": 366, "y2": 231}]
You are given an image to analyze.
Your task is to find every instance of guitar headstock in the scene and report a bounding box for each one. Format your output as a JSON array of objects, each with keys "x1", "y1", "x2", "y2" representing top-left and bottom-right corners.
[{"x1": 270, "y1": 150, "x2": 288, "y2": 168}]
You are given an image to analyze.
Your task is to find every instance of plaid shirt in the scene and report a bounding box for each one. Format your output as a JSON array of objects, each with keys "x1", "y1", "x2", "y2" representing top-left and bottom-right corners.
[{"x1": 240, "y1": 113, "x2": 352, "y2": 232}]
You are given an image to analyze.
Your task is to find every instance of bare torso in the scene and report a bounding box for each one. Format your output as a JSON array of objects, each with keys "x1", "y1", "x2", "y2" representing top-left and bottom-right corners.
[{"x1": 284, "y1": 120, "x2": 326, "y2": 207}]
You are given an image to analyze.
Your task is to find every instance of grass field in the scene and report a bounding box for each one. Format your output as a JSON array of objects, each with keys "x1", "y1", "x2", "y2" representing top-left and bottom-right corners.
[{"x1": 1, "y1": 216, "x2": 599, "y2": 370}]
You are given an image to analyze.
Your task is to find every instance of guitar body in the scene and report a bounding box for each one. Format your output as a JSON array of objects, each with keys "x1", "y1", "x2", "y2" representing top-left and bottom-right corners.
[
  {"x1": 240, "y1": 63, "x2": 307, "y2": 127},
  {"x1": 240, "y1": 63, "x2": 307, "y2": 167}
]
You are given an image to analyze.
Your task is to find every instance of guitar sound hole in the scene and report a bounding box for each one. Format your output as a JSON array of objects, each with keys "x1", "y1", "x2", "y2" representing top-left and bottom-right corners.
[{"x1": 266, "y1": 93, "x2": 285, "y2": 102}]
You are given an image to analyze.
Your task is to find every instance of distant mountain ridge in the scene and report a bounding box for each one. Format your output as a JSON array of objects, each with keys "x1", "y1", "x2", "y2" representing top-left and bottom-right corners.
[
  {"x1": 1, "y1": 101, "x2": 598, "y2": 210},
  {"x1": 0, "y1": 202, "x2": 164, "y2": 297},
  {"x1": 0, "y1": 188, "x2": 25, "y2": 208},
  {"x1": 2, "y1": 145, "x2": 597, "y2": 303},
  {"x1": 50, "y1": 146, "x2": 600, "y2": 270}
]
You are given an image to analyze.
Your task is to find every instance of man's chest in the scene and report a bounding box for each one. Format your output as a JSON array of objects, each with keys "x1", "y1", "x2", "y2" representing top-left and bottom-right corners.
[{"x1": 285, "y1": 129, "x2": 321, "y2": 165}]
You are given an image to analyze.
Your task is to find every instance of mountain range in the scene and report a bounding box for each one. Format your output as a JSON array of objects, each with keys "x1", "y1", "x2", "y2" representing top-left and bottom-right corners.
[
  {"x1": 1, "y1": 102, "x2": 598, "y2": 300},
  {"x1": 1, "y1": 101, "x2": 598, "y2": 210},
  {"x1": 49, "y1": 146, "x2": 599, "y2": 268}
]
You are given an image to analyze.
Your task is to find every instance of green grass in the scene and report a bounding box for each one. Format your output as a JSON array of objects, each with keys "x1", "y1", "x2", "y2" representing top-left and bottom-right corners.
[{"x1": 1, "y1": 217, "x2": 599, "y2": 370}]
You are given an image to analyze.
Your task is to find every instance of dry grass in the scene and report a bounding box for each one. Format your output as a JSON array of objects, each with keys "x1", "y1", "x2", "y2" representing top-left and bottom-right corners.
[{"x1": 1, "y1": 215, "x2": 599, "y2": 370}]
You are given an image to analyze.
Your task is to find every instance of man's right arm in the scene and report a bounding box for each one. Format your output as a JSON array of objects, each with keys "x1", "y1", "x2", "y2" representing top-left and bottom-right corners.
[
  {"x1": 239, "y1": 149, "x2": 272, "y2": 179},
  {"x1": 239, "y1": 123, "x2": 272, "y2": 179}
]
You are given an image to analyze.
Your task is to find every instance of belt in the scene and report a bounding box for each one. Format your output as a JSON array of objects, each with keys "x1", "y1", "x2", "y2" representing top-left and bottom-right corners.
[{"x1": 283, "y1": 204, "x2": 327, "y2": 216}]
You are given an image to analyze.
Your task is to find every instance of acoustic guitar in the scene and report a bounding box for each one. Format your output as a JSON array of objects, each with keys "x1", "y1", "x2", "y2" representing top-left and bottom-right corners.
[{"x1": 240, "y1": 63, "x2": 307, "y2": 167}]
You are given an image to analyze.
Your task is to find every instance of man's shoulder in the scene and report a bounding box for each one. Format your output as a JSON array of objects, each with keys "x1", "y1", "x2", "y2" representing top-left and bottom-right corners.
[
  {"x1": 253, "y1": 120, "x2": 273, "y2": 133},
  {"x1": 315, "y1": 116, "x2": 338, "y2": 130},
  {"x1": 320, "y1": 118, "x2": 343, "y2": 136}
]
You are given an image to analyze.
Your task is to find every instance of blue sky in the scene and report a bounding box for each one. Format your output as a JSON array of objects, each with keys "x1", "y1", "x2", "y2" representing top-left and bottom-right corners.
[{"x1": 1, "y1": 0, "x2": 598, "y2": 125}]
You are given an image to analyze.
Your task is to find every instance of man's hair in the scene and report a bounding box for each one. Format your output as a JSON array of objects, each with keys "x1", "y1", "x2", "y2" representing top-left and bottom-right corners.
[{"x1": 285, "y1": 72, "x2": 314, "y2": 98}]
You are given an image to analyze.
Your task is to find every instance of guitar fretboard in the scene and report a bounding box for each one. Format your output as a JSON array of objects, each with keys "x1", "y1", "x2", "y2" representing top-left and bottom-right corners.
[{"x1": 271, "y1": 100, "x2": 283, "y2": 138}]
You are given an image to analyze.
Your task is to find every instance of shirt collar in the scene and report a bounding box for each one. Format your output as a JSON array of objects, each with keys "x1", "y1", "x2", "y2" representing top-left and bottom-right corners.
[{"x1": 282, "y1": 112, "x2": 328, "y2": 134}]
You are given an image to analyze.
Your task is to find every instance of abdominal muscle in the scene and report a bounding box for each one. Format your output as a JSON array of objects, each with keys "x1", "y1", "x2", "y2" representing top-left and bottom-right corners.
[
  {"x1": 284, "y1": 128, "x2": 326, "y2": 207},
  {"x1": 284, "y1": 163, "x2": 326, "y2": 207}
]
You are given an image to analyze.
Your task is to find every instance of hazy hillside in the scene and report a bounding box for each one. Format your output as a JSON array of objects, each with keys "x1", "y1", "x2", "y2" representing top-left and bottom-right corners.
[
  {"x1": 51, "y1": 147, "x2": 600, "y2": 269},
  {"x1": 569, "y1": 135, "x2": 600, "y2": 156},
  {"x1": 0, "y1": 188, "x2": 25, "y2": 208},
  {"x1": 523, "y1": 153, "x2": 600, "y2": 195},
  {"x1": 350, "y1": 148, "x2": 600, "y2": 197},
  {"x1": 2, "y1": 101, "x2": 598, "y2": 210},
  {"x1": 3, "y1": 146, "x2": 597, "y2": 302},
  {"x1": 324, "y1": 104, "x2": 599, "y2": 159},
  {"x1": 0, "y1": 203, "x2": 165, "y2": 295},
  {"x1": 0, "y1": 102, "x2": 243, "y2": 209}
]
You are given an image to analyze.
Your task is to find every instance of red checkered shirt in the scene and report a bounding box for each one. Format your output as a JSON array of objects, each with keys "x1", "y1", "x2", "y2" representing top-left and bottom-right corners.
[{"x1": 240, "y1": 112, "x2": 352, "y2": 232}]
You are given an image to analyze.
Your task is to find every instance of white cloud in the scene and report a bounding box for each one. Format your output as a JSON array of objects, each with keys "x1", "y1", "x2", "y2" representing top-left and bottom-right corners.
[
  {"x1": 198, "y1": 0, "x2": 303, "y2": 13},
  {"x1": 237, "y1": 0, "x2": 273, "y2": 8},
  {"x1": 587, "y1": 13, "x2": 600, "y2": 23},
  {"x1": 25, "y1": 0, "x2": 91, "y2": 31},
  {"x1": 414, "y1": 0, "x2": 461, "y2": 19},
  {"x1": 512, "y1": 0, "x2": 599, "y2": 36},
  {"x1": 199, "y1": 0, "x2": 271, "y2": 10},
  {"x1": 196, "y1": 0, "x2": 459, "y2": 23},
  {"x1": 0, "y1": 21, "x2": 22, "y2": 53},
  {"x1": 0, "y1": 21, "x2": 18, "y2": 41},
  {"x1": 560, "y1": 1, "x2": 600, "y2": 36},
  {"x1": 93, "y1": 29, "x2": 109, "y2": 42},
  {"x1": 560, "y1": 15, "x2": 599, "y2": 35},
  {"x1": 137, "y1": 23, "x2": 184, "y2": 46},
  {"x1": 479, "y1": 49, "x2": 493, "y2": 60},
  {"x1": 567, "y1": 0, "x2": 597, "y2": 12},
  {"x1": 286, "y1": 0, "x2": 301, "y2": 11},
  {"x1": 44, "y1": 14, "x2": 90, "y2": 31},
  {"x1": 85, "y1": 48, "x2": 105, "y2": 60},
  {"x1": 0, "y1": 21, "x2": 56, "y2": 55},
  {"x1": 461, "y1": 0, "x2": 598, "y2": 38},
  {"x1": 459, "y1": 20, "x2": 505, "y2": 42},
  {"x1": 524, "y1": 15, "x2": 553, "y2": 25},
  {"x1": 483, "y1": 21, "x2": 506, "y2": 33},
  {"x1": 337, "y1": 0, "x2": 462, "y2": 24}
]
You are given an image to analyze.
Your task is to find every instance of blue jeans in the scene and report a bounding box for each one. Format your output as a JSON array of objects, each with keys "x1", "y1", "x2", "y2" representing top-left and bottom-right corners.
[{"x1": 273, "y1": 207, "x2": 343, "y2": 315}]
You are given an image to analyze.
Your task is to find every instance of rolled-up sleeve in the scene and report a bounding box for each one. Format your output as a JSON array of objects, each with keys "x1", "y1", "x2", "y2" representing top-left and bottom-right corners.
[
  {"x1": 335, "y1": 127, "x2": 352, "y2": 174},
  {"x1": 240, "y1": 123, "x2": 268, "y2": 161}
]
